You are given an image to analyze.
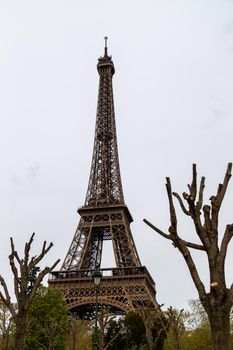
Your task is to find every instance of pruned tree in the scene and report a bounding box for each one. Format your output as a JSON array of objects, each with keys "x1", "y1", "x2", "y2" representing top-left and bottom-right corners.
[
  {"x1": 166, "y1": 307, "x2": 185, "y2": 350},
  {"x1": 144, "y1": 163, "x2": 233, "y2": 350},
  {"x1": 97, "y1": 308, "x2": 123, "y2": 350},
  {"x1": 138, "y1": 307, "x2": 169, "y2": 350},
  {"x1": 0, "y1": 233, "x2": 60, "y2": 350}
]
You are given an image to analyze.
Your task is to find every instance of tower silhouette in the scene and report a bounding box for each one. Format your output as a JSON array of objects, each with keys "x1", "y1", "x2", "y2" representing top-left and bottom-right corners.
[{"x1": 49, "y1": 42, "x2": 158, "y2": 318}]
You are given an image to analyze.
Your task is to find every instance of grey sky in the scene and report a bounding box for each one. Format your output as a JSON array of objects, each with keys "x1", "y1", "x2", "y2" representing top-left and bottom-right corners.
[{"x1": 0, "y1": 0, "x2": 233, "y2": 309}]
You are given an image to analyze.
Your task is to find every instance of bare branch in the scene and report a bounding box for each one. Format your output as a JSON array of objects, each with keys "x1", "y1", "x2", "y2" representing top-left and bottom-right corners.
[
  {"x1": 8, "y1": 253, "x2": 20, "y2": 279},
  {"x1": 29, "y1": 242, "x2": 53, "y2": 268},
  {"x1": 207, "y1": 165, "x2": 232, "y2": 248},
  {"x1": 182, "y1": 169, "x2": 210, "y2": 250},
  {"x1": 24, "y1": 233, "x2": 35, "y2": 266},
  {"x1": 104, "y1": 330, "x2": 121, "y2": 350},
  {"x1": 143, "y1": 219, "x2": 171, "y2": 240},
  {"x1": 203, "y1": 205, "x2": 211, "y2": 233},
  {"x1": 190, "y1": 163, "x2": 197, "y2": 201},
  {"x1": 27, "y1": 259, "x2": 60, "y2": 307},
  {"x1": 219, "y1": 224, "x2": 233, "y2": 272},
  {"x1": 166, "y1": 177, "x2": 177, "y2": 235},
  {"x1": 166, "y1": 178, "x2": 208, "y2": 253},
  {"x1": 217, "y1": 183, "x2": 223, "y2": 196},
  {"x1": 10, "y1": 237, "x2": 21, "y2": 265},
  {"x1": 197, "y1": 176, "x2": 205, "y2": 210},
  {"x1": 216, "y1": 163, "x2": 232, "y2": 208},
  {"x1": 173, "y1": 192, "x2": 191, "y2": 216},
  {"x1": 174, "y1": 240, "x2": 207, "y2": 300},
  {"x1": 0, "y1": 276, "x2": 16, "y2": 319},
  {"x1": 143, "y1": 219, "x2": 205, "y2": 251},
  {"x1": 192, "y1": 211, "x2": 210, "y2": 250},
  {"x1": 146, "y1": 173, "x2": 207, "y2": 300},
  {"x1": 49, "y1": 259, "x2": 60, "y2": 271}
]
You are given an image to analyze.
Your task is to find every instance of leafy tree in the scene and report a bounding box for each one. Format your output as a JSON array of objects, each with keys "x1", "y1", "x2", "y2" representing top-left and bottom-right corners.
[
  {"x1": 145, "y1": 163, "x2": 233, "y2": 350},
  {"x1": 26, "y1": 286, "x2": 70, "y2": 350},
  {"x1": 0, "y1": 233, "x2": 60, "y2": 350},
  {"x1": 164, "y1": 301, "x2": 211, "y2": 350},
  {"x1": 97, "y1": 308, "x2": 124, "y2": 350},
  {"x1": 109, "y1": 310, "x2": 167, "y2": 350},
  {"x1": 93, "y1": 311, "x2": 143, "y2": 350},
  {"x1": 124, "y1": 311, "x2": 147, "y2": 349},
  {"x1": 104, "y1": 318, "x2": 125, "y2": 350}
]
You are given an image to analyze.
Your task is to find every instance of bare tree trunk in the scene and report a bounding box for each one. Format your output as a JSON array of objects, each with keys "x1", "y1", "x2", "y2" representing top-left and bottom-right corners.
[
  {"x1": 2, "y1": 323, "x2": 11, "y2": 350},
  {"x1": 2, "y1": 332, "x2": 10, "y2": 350},
  {"x1": 139, "y1": 307, "x2": 169, "y2": 350},
  {"x1": 70, "y1": 318, "x2": 78, "y2": 350},
  {"x1": 209, "y1": 312, "x2": 230, "y2": 350},
  {"x1": 166, "y1": 307, "x2": 184, "y2": 350},
  {"x1": 14, "y1": 312, "x2": 28, "y2": 350},
  {"x1": 205, "y1": 296, "x2": 231, "y2": 350}
]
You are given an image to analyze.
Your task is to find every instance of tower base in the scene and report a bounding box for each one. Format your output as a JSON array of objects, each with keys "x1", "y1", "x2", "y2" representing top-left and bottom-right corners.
[{"x1": 48, "y1": 266, "x2": 158, "y2": 320}]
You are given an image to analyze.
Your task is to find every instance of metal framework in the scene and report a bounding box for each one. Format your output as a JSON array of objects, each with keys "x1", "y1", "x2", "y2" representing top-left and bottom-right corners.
[{"x1": 49, "y1": 43, "x2": 158, "y2": 318}]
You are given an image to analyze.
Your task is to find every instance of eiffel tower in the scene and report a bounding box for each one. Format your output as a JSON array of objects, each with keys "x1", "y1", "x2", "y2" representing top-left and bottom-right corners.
[{"x1": 49, "y1": 40, "x2": 158, "y2": 319}]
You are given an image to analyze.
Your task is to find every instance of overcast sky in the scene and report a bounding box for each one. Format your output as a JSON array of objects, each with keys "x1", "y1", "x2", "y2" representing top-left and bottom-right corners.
[{"x1": 0, "y1": 0, "x2": 233, "y2": 310}]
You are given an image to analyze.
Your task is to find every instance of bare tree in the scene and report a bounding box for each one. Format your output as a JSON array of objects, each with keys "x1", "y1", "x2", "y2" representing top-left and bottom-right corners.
[
  {"x1": 69, "y1": 317, "x2": 79, "y2": 350},
  {"x1": 0, "y1": 233, "x2": 60, "y2": 350},
  {"x1": 144, "y1": 163, "x2": 233, "y2": 350},
  {"x1": 98, "y1": 308, "x2": 122, "y2": 350},
  {"x1": 166, "y1": 307, "x2": 185, "y2": 350},
  {"x1": 138, "y1": 307, "x2": 169, "y2": 350}
]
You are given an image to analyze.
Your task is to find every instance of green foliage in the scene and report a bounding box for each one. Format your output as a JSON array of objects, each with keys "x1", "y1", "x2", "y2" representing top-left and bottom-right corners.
[
  {"x1": 164, "y1": 327, "x2": 212, "y2": 350},
  {"x1": 124, "y1": 311, "x2": 147, "y2": 349},
  {"x1": 149, "y1": 310, "x2": 168, "y2": 349},
  {"x1": 163, "y1": 300, "x2": 211, "y2": 350},
  {"x1": 25, "y1": 286, "x2": 70, "y2": 350},
  {"x1": 103, "y1": 310, "x2": 166, "y2": 350},
  {"x1": 66, "y1": 318, "x2": 92, "y2": 350},
  {"x1": 163, "y1": 307, "x2": 186, "y2": 350},
  {"x1": 27, "y1": 266, "x2": 40, "y2": 295},
  {"x1": 104, "y1": 317, "x2": 125, "y2": 350},
  {"x1": 181, "y1": 328, "x2": 211, "y2": 350}
]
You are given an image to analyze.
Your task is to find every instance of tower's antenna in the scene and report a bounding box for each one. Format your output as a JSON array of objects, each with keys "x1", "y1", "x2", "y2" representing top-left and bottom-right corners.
[{"x1": 104, "y1": 36, "x2": 108, "y2": 56}]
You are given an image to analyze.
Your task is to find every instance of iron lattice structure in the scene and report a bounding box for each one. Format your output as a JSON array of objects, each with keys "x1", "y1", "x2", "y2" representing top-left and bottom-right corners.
[{"x1": 49, "y1": 44, "x2": 158, "y2": 318}]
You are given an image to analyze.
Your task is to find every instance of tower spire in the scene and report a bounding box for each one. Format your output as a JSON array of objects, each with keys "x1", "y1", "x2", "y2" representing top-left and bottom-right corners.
[
  {"x1": 85, "y1": 42, "x2": 121, "y2": 207},
  {"x1": 104, "y1": 36, "x2": 108, "y2": 57}
]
